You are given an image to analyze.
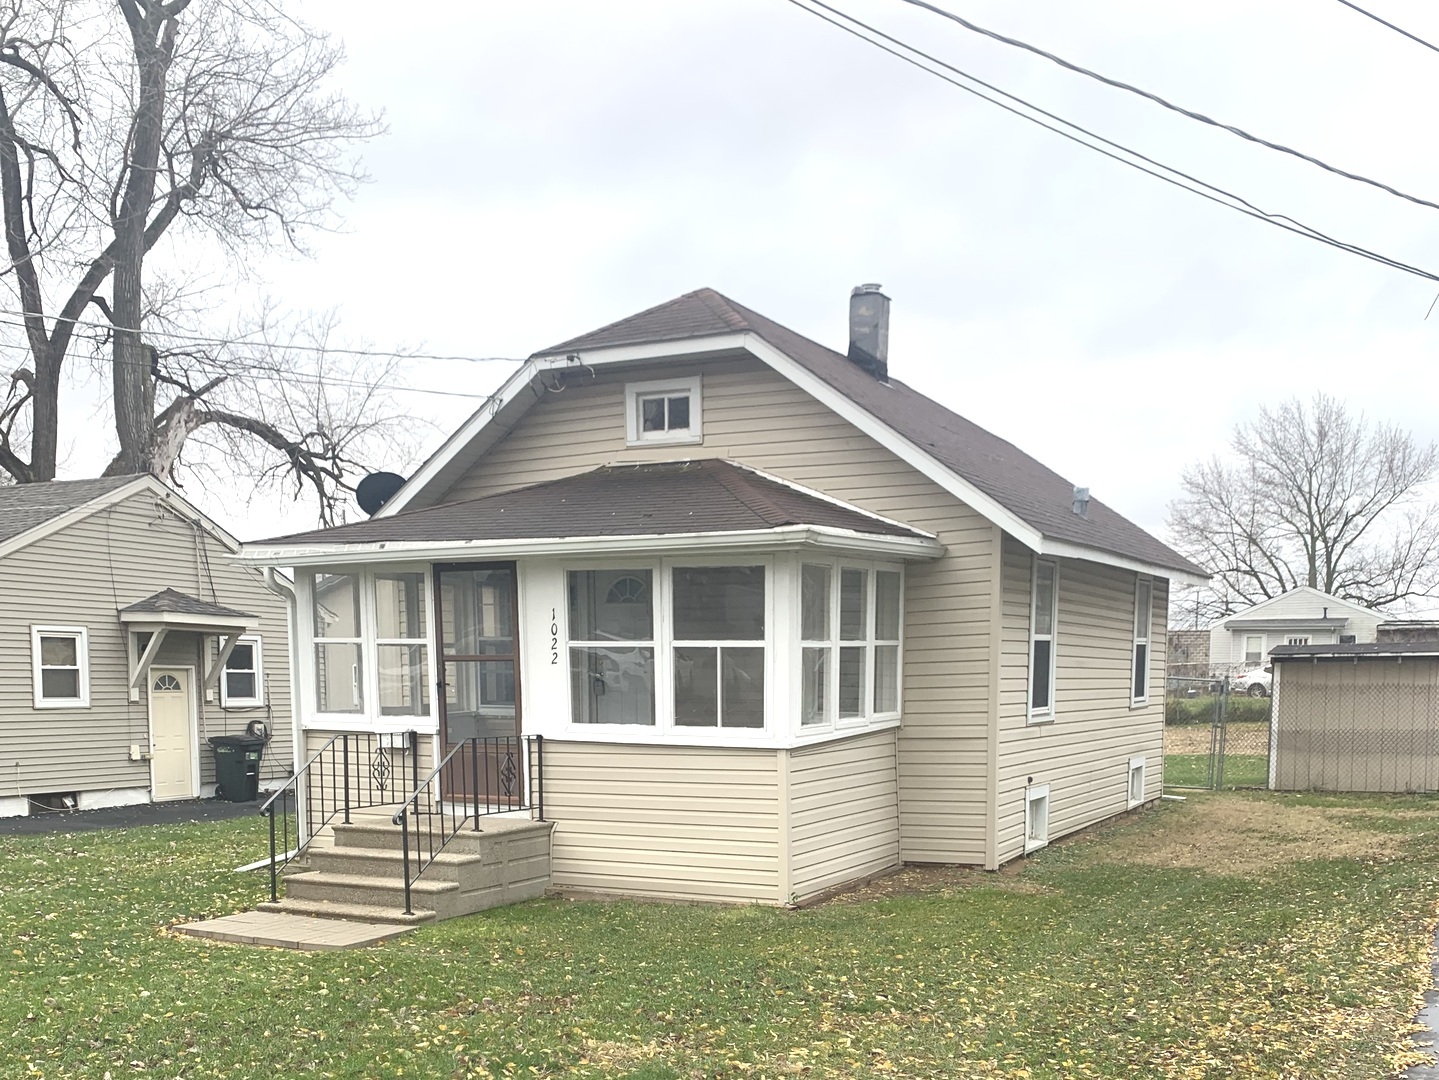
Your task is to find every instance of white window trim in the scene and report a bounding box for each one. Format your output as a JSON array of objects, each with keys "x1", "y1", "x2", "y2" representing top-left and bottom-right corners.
[
  {"x1": 31, "y1": 625, "x2": 90, "y2": 709},
  {"x1": 1025, "y1": 783, "x2": 1050, "y2": 853},
  {"x1": 624, "y1": 375, "x2": 703, "y2": 447},
  {"x1": 797, "y1": 558, "x2": 904, "y2": 736},
  {"x1": 299, "y1": 566, "x2": 440, "y2": 732},
  {"x1": 1243, "y1": 634, "x2": 1264, "y2": 667},
  {"x1": 1027, "y1": 557, "x2": 1059, "y2": 724},
  {"x1": 220, "y1": 634, "x2": 265, "y2": 708},
  {"x1": 1131, "y1": 575, "x2": 1152, "y2": 707},
  {"x1": 1127, "y1": 755, "x2": 1146, "y2": 808}
]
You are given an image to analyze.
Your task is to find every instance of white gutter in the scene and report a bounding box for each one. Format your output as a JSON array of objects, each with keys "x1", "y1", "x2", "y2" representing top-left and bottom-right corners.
[{"x1": 235, "y1": 524, "x2": 946, "y2": 568}]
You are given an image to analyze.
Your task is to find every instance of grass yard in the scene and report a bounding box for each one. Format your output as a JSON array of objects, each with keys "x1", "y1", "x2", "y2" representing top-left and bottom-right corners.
[
  {"x1": 1165, "y1": 720, "x2": 1273, "y2": 789},
  {"x1": 4, "y1": 794, "x2": 1439, "y2": 1079}
]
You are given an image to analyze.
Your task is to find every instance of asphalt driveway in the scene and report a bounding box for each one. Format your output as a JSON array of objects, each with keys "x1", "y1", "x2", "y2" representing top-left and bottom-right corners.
[{"x1": 0, "y1": 797, "x2": 259, "y2": 835}]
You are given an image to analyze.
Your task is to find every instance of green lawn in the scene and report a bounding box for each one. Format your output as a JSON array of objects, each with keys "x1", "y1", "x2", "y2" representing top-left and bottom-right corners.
[
  {"x1": 1165, "y1": 752, "x2": 1270, "y2": 788},
  {"x1": 4, "y1": 794, "x2": 1438, "y2": 1078}
]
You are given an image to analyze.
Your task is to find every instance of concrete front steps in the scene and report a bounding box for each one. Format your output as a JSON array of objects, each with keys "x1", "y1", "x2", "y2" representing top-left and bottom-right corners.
[{"x1": 259, "y1": 815, "x2": 553, "y2": 925}]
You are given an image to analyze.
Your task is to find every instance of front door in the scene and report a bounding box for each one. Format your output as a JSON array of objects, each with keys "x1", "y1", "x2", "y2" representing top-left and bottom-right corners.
[
  {"x1": 435, "y1": 564, "x2": 521, "y2": 807},
  {"x1": 150, "y1": 668, "x2": 195, "y2": 801}
]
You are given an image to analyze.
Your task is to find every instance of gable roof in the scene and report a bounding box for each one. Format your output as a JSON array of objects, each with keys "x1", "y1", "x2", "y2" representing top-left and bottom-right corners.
[
  {"x1": 0, "y1": 475, "x2": 143, "y2": 546},
  {"x1": 120, "y1": 588, "x2": 255, "y2": 620},
  {"x1": 383, "y1": 288, "x2": 1207, "y2": 582},
  {"x1": 1220, "y1": 586, "x2": 1379, "y2": 627},
  {"x1": 0, "y1": 474, "x2": 245, "y2": 561},
  {"x1": 251, "y1": 460, "x2": 935, "y2": 552}
]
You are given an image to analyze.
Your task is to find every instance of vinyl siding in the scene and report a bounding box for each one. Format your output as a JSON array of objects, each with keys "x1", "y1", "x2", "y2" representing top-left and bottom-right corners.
[
  {"x1": 0, "y1": 491, "x2": 292, "y2": 799},
  {"x1": 995, "y1": 538, "x2": 1167, "y2": 864},
  {"x1": 788, "y1": 729, "x2": 901, "y2": 902},
  {"x1": 1273, "y1": 657, "x2": 1439, "y2": 793},
  {"x1": 438, "y1": 357, "x2": 995, "y2": 864},
  {"x1": 543, "y1": 741, "x2": 782, "y2": 903}
]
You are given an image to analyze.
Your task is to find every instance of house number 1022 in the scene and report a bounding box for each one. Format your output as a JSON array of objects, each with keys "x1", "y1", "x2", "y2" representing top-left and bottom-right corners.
[{"x1": 550, "y1": 608, "x2": 559, "y2": 665}]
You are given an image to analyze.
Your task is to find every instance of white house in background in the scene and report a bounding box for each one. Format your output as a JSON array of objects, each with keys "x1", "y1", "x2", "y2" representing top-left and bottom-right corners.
[{"x1": 1208, "y1": 587, "x2": 1385, "y2": 673}]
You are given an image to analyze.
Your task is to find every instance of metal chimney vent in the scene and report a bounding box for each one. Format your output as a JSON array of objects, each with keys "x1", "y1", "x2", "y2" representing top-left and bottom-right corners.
[
  {"x1": 1072, "y1": 486, "x2": 1091, "y2": 517},
  {"x1": 848, "y1": 283, "x2": 890, "y2": 382}
]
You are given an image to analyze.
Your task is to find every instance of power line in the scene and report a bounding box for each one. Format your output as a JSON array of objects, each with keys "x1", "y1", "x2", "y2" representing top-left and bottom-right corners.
[
  {"x1": 0, "y1": 305, "x2": 524, "y2": 364},
  {"x1": 891, "y1": 0, "x2": 1439, "y2": 214},
  {"x1": 786, "y1": 0, "x2": 1439, "y2": 283},
  {"x1": 1334, "y1": 0, "x2": 1439, "y2": 54}
]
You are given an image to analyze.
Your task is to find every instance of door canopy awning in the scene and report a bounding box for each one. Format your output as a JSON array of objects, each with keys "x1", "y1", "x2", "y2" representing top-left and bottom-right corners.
[{"x1": 119, "y1": 588, "x2": 256, "y2": 696}]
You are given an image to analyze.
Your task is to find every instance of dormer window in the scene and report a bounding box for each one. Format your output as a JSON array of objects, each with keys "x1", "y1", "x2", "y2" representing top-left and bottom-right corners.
[{"x1": 626, "y1": 376, "x2": 702, "y2": 447}]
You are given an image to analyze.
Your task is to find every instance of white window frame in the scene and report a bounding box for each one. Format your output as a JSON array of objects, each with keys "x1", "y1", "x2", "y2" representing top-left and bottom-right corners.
[
  {"x1": 220, "y1": 634, "x2": 265, "y2": 708},
  {"x1": 1027, "y1": 557, "x2": 1059, "y2": 723},
  {"x1": 299, "y1": 566, "x2": 440, "y2": 732},
  {"x1": 1131, "y1": 575, "x2": 1152, "y2": 707},
  {"x1": 1243, "y1": 634, "x2": 1264, "y2": 666},
  {"x1": 567, "y1": 567, "x2": 659, "y2": 729},
  {"x1": 1127, "y1": 756, "x2": 1146, "y2": 808},
  {"x1": 30, "y1": 625, "x2": 91, "y2": 709},
  {"x1": 1286, "y1": 636, "x2": 1310, "y2": 647},
  {"x1": 797, "y1": 558, "x2": 904, "y2": 735},
  {"x1": 1024, "y1": 783, "x2": 1050, "y2": 853},
  {"x1": 624, "y1": 376, "x2": 703, "y2": 447},
  {"x1": 374, "y1": 569, "x2": 434, "y2": 722}
]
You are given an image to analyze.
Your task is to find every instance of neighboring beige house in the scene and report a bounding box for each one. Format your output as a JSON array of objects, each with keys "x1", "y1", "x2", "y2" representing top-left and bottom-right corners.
[
  {"x1": 0, "y1": 476, "x2": 294, "y2": 817},
  {"x1": 240, "y1": 286, "x2": 1206, "y2": 907},
  {"x1": 1208, "y1": 587, "x2": 1385, "y2": 674}
]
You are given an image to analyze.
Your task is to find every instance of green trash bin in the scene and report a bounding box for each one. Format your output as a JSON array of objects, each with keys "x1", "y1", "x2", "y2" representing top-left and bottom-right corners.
[{"x1": 209, "y1": 734, "x2": 266, "y2": 802}]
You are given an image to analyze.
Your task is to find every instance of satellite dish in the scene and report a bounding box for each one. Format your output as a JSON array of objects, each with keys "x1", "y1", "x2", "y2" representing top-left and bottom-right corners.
[{"x1": 356, "y1": 472, "x2": 407, "y2": 517}]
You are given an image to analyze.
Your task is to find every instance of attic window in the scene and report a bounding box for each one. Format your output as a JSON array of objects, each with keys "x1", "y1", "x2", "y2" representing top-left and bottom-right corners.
[{"x1": 625, "y1": 377, "x2": 702, "y2": 447}]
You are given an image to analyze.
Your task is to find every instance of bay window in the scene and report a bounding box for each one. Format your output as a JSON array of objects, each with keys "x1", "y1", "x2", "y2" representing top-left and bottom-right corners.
[
  {"x1": 672, "y1": 565, "x2": 766, "y2": 729},
  {"x1": 798, "y1": 560, "x2": 903, "y2": 732},
  {"x1": 569, "y1": 569, "x2": 655, "y2": 726}
]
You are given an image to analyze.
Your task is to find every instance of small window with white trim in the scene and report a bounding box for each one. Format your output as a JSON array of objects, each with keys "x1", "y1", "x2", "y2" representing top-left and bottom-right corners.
[
  {"x1": 1028, "y1": 558, "x2": 1058, "y2": 721},
  {"x1": 625, "y1": 376, "x2": 702, "y2": 446},
  {"x1": 31, "y1": 626, "x2": 90, "y2": 708},
  {"x1": 1286, "y1": 636, "x2": 1310, "y2": 647},
  {"x1": 1025, "y1": 784, "x2": 1050, "y2": 852},
  {"x1": 1131, "y1": 576, "x2": 1152, "y2": 705},
  {"x1": 1243, "y1": 634, "x2": 1264, "y2": 666},
  {"x1": 221, "y1": 635, "x2": 264, "y2": 707},
  {"x1": 1127, "y1": 756, "x2": 1146, "y2": 808}
]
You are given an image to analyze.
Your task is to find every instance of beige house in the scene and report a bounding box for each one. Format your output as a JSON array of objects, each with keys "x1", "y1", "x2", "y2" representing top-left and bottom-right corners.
[
  {"x1": 240, "y1": 287, "x2": 1206, "y2": 906},
  {"x1": 0, "y1": 476, "x2": 294, "y2": 817}
]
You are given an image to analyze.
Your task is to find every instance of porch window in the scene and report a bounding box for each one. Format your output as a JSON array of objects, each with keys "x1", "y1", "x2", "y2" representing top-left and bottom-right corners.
[
  {"x1": 672, "y1": 565, "x2": 765, "y2": 729},
  {"x1": 313, "y1": 573, "x2": 363, "y2": 713},
  {"x1": 569, "y1": 569, "x2": 655, "y2": 725},
  {"x1": 1132, "y1": 576, "x2": 1152, "y2": 705},
  {"x1": 221, "y1": 635, "x2": 264, "y2": 707},
  {"x1": 799, "y1": 561, "x2": 903, "y2": 730},
  {"x1": 31, "y1": 626, "x2": 90, "y2": 708},
  {"x1": 1028, "y1": 559, "x2": 1058, "y2": 721},
  {"x1": 376, "y1": 572, "x2": 430, "y2": 717}
]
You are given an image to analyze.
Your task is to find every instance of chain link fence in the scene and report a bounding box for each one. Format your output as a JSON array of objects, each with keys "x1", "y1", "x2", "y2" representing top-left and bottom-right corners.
[{"x1": 1165, "y1": 676, "x2": 1273, "y2": 790}]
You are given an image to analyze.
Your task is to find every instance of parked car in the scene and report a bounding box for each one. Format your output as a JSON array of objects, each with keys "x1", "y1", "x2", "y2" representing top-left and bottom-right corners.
[{"x1": 1231, "y1": 667, "x2": 1272, "y2": 697}]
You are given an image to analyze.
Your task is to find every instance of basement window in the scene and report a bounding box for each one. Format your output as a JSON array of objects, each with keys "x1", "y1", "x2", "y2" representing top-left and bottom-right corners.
[
  {"x1": 1025, "y1": 784, "x2": 1050, "y2": 853},
  {"x1": 1127, "y1": 756, "x2": 1146, "y2": 808},
  {"x1": 625, "y1": 376, "x2": 702, "y2": 447}
]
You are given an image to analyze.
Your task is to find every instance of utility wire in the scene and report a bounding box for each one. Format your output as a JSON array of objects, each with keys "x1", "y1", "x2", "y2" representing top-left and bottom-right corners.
[
  {"x1": 787, "y1": 0, "x2": 1439, "y2": 283},
  {"x1": 1334, "y1": 0, "x2": 1439, "y2": 54},
  {"x1": 892, "y1": 0, "x2": 1439, "y2": 213}
]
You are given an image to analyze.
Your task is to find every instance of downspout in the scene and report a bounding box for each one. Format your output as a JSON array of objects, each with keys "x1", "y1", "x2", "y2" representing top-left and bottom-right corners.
[{"x1": 262, "y1": 567, "x2": 303, "y2": 790}]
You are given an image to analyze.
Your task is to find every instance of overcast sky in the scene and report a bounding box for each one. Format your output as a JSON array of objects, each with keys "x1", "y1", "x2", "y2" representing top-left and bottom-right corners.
[{"x1": 48, "y1": 1, "x2": 1439, "y2": 567}]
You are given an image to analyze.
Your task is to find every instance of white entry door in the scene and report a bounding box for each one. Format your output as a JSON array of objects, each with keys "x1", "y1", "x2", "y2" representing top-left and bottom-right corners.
[{"x1": 150, "y1": 668, "x2": 196, "y2": 801}]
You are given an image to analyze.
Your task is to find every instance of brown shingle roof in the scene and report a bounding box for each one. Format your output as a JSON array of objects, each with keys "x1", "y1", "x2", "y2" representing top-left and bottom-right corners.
[
  {"x1": 120, "y1": 588, "x2": 255, "y2": 620},
  {"x1": 0, "y1": 475, "x2": 142, "y2": 546},
  {"x1": 539, "y1": 289, "x2": 1204, "y2": 578},
  {"x1": 261, "y1": 460, "x2": 928, "y2": 546}
]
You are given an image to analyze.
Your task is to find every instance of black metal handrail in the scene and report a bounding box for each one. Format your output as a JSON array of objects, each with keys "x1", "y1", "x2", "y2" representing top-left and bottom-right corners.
[
  {"x1": 259, "y1": 730, "x2": 421, "y2": 903},
  {"x1": 392, "y1": 734, "x2": 544, "y2": 915}
]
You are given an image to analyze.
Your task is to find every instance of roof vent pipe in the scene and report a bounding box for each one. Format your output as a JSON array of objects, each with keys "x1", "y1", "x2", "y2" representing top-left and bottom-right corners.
[
  {"x1": 1072, "y1": 486, "x2": 1090, "y2": 517},
  {"x1": 848, "y1": 283, "x2": 890, "y2": 382}
]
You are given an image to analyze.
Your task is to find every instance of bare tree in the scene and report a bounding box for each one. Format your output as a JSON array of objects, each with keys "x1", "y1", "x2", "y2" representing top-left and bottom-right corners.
[
  {"x1": 0, "y1": 0, "x2": 396, "y2": 521},
  {"x1": 1168, "y1": 394, "x2": 1439, "y2": 618}
]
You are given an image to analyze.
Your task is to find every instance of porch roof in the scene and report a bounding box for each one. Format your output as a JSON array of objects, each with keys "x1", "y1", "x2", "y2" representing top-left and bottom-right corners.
[
  {"x1": 239, "y1": 460, "x2": 943, "y2": 564},
  {"x1": 119, "y1": 588, "x2": 255, "y2": 631}
]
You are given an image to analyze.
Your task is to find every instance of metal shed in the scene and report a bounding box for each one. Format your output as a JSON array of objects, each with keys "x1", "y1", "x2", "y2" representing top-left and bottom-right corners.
[{"x1": 1269, "y1": 642, "x2": 1439, "y2": 793}]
